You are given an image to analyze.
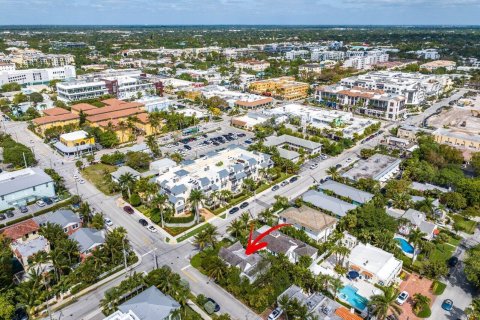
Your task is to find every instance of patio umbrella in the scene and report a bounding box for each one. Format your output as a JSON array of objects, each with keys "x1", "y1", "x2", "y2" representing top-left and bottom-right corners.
[{"x1": 348, "y1": 270, "x2": 360, "y2": 280}]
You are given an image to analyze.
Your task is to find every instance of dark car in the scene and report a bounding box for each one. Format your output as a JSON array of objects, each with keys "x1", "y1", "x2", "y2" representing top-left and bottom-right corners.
[
  {"x1": 245, "y1": 140, "x2": 252, "y2": 144},
  {"x1": 206, "y1": 298, "x2": 220, "y2": 312},
  {"x1": 123, "y1": 206, "x2": 134, "y2": 214},
  {"x1": 239, "y1": 202, "x2": 249, "y2": 209},
  {"x1": 0, "y1": 214, "x2": 5, "y2": 221},
  {"x1": 213, "y1": 142, "x2": 220, "y2": 146},
  {"x1": 448, "y1": 256, "x2": 459, "y2": 267},
  {"x1": 138, "y1": 219, "x2": 148, "y2": 226},
  {"x1": 5, "y1": 210, "x2": 14, "y2": 218},
  {"x1": 272, "y1": 185, "x2": 280, "y2": 191},
  {"x1": 238, "y1": 133, "x2": 246, "y2": 137},
  {"x1": 229, "y1": 207, "x2": 239, "y2": 214},
  {"x1": 42, "y1": 197, "x2": 53, "y2": 205},
  {"x1": 202, "y1": 134, "x2": 208, "y2": 138},
  {"x1": 289, "y1": 176, "x2": 298, "y2": 183},
  {"x1": 184, "y1": 144, "x2": 192, "y2": 150},
  {"x1": 19, "y1": 206, "x2": 28, "y2": 213}
]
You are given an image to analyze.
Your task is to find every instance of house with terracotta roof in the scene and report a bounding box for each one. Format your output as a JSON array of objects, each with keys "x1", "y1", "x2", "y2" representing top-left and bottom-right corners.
[
  {"x1": 42, "y1": 107, "x2": 71, "y2": 117},
  {"x1": 32, "y1": 112, "x2": 80, "y2": 136},
  {"x1": 70, "y1": 103, "x2": 98, "y2": 114},
  {"x1": 1, "y1": 219, "x2": 40, "y2": 243}
]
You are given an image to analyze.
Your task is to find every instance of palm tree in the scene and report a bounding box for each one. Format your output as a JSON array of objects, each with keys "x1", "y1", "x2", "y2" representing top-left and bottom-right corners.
[
  {"x1": 413, "y1": 293, "x2": 431, "y2": 314},
  {"x1": 332, "y1": 245, "x2": 350, "y2": 266},
  {"x1": 278, "y1": 294, "x2": 292, "y2": 320},
  {"x1": 465, "y1": 298, "x2": 480, "y2": 320},
  {"x1": 202, "y1": 225, "x2": 219, "y2": 248},
  {"x1": 326, "y1": 166, "x2": 339, "y2": 180},
  {"x1": 219, "y1": 189, "x2": 232, "y2": 205},
  {"x1": 329, "y1": 277, "x2": 343, "y2": 299},
  {"x1": 118, "y1": 172, "x2": 136, "y2": 198},
  {"x1": 188, "y1": 189, "x2": 205, "y2": 223},
  {"x1": 408, "y1": 228, "x2": 426, "y2": 262},
  {"x1": 152, "y1": 194, "x2": 168, "y2": 227},
  {"x1": 118, "y1": 120, "x2": 128, "y2": 143},
  {"x1": 193, "y1": 230, "x2": 210, "y2": 251},
  {"x1": 242, "y1": 178, "x2": 256, "y2": 193},
  {"x1": 227, "y1": 219, "x2": 243, "y2": 238},
  {"x1": 368, "y1": 285, "x2": 402, "y2": 320},
  {"x1": 207, "y1": 258, "x2": 226, "y2": 281},
  {"x1": 145, "y1": 135, "x2": 161, "y2": 158},
  {"x1": 239, "y1": 212, "x2": 250, "y2": 229}
]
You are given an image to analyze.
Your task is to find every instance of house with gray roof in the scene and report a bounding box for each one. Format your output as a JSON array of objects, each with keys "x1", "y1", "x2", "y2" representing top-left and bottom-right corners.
[
  {"x1": 219, "y1": 241, "x2": 269, "y2": 283},
  {"x1": 264, "y1": 134, "x2": 321, "y2": 161},
  {"x1": 69, "y1": 228, "x2": 105, "y2": 260},
  {"x1": 318, "y1": 180, "x2": 374, "y2": 205},
  {"x1": 110, "y1": 166, "x2": 141, "y2": 183},
  {"x1": 342, "y1": 154, "x2": 401, "y2": 183},
  {"x1": 149, "y1": 158, "x2": 177, "y2": 174},
  {"x1": 11, "y1": 236, "x2": 49, "y2": 268},
  {"x1": 387, "y1": 208, "x2": 438, "y2": 240},
  {"x1": 0, "y1": 167, "x2": 55, "y2": 210},
  {"x1": 34, "y1": 209, "x2": 82, "y2": 235},
  {"x1": 254, "y1": 225, "x2": 318, "y2": 264},
  {"x1": 104, "y1": 286, "x2": 180, "y2": 320},
  {"x1": 302, "y1": 189, "x2": 357, "y2": 218}
]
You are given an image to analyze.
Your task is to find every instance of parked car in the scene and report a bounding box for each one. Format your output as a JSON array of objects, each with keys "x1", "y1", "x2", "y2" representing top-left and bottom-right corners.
[
  {"x1": 442, "y1": 299, "x2": 454, "y2": 311},
  {"x1": 147, "y1": 225, "x2": 157, "y2": 233},
  {"x1": 244, "y1": 140, "x2": 252, "y2": 144},
  {"x1": 42, "y1": 197, "x2": 53, "y2": 205},
  {"x1": 309, "y1": 163, "x2": 318, "y2": 170},
  {"x1": 237, "y1": 133, "x2": 246, "y2": 137},
  {"x1": 79, "y1": 179, "x2": 85, "y2": 184},
  {"x1": 19, "y1": 206, "x2": 28, "y2": 213},
  {"x1": 396, "y1": 291, "x2": 409, "y2": 305},
  {"x1": 123, "y1": 206, "x2": 134, "y2": 214},
  {"x1": 268, "y1": 308, "x2": 283, "y2": 320},
  {"x1": 289, "y1": 176, "x2": 298, "y2": 183},
  {"x1": 104, "y1": 218, "x2": 113, "y2": 227},
  {"x1": 0, "y1": 214, "x2": 5, "y2": 221},
  {"x1": 36, "y1": 200, "x2": 46, "y2": 207},
  {"x1": 448, "y1": 256, "x2": 459, "y2": 267},
  {"x1": 138, "y1": 219, "x2": 148, "y2": 227},
  {"x1": 206, "y1": 298, "x2": 220, "y2": 313},
  {"x1": 239, "y1": 202, "x2": 249, "y2": 209},
  {"x1": 184, "y1": 144, "x2": 192, "y2": 150},
  {"x1": 229, "y1": 207, "x2": 239, "y2": 214},
  {"x1": 281, "y1": 180, "x2": 289, "y2": 187},
  {"x1": 5, "y1": 210, "x2": 14, "y2": 218},
  {"x1": 272, "y1": 185, "x2": 280, "y2": 191}
]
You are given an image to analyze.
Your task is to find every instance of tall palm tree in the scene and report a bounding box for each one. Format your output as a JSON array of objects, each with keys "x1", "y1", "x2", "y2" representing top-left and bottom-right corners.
[
  {"x1": 152, "y1": 194, "x2": 168, "y2": 228},
  {"x1": 193, "y1": 230, "x2": 210, "y2": 251},
  {"x1": 408, "y1": 228, "x2": 426, "y2": 262},
  {"x1": 219, "y1": 189, "x2": 232, "y2": 205},
  {"x1": 188, "y1": 189, "x2": 205, "y2": 223},
  {"x1": 278, "y1": 294, "x2": 292, "y2": 320},
  {"x1": 329, "y1": 277, "x2": 343, "y2": 299},
  {"x1": 207, "y1": 258, "x2": 226, "y2": 281},
  {"x1": 118, "y1": 172, "x2": 136, "y2": 198},
  {"x1": 368, "y1": 285, "x2": 402, "y2": 320},
  {"x1": 227, "y1": 219, "x2": 243, "y2": 238},
  {"x1": 202, "y1": 224, "x2": 219, "y2": 248},
  {"x1": 326, "y1": 166, "x2": 339, "y2": 180}
]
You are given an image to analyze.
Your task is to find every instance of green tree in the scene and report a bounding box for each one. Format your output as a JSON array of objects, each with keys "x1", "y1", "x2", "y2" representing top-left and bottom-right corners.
[
  {"x1": 368, "y1": 285, "x2": 402, "y2": 320},
  {"x1": 0, "y1": 290, "x2": 15, "y2": 320},
  {"x1": 413, "y1": 293, "x2": 431, "y2": 314},
  {"x1": 188, "y1": 189, "x2": 205, "y2": 223}
]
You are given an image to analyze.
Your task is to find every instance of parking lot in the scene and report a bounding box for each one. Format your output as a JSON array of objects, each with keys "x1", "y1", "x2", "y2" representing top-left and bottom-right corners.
[
  {"x1": 160, "y1": 126, "x2": 254, "y2": 160},
  {"x1": 0, "y1": 196, "x2": 62, "y2": 225}
]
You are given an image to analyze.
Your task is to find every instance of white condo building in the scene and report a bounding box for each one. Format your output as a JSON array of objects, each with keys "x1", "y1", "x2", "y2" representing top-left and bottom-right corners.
[
  {"x1": 57, "y1": 80, "x2": 109, "y2": 102},
  {"x1": 156, "y1": 146, "x2": 272, "y2": 214},
  {"x1": 0, "y1": 65, "x2": 76, "y2": 86},
  {"x1": 339, "y1": 71, "x2": 452, "y2": 105}
]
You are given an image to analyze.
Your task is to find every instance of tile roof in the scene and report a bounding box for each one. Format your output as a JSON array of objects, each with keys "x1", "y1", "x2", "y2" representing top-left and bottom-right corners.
[
  {"x1": 1, "y1": 219, "x2": 39, "y2": 240},
  {"x1": 335, "y1": 307, "x2": 364, "y2": 320},
  {"x1": 33, "y1": 112, "x2": 79, "y2": 125},
  {"x1": 86, "y1": 108, "x2": 146, "y2": 123},
  {"x1": 70, "y1": 103, "x2": 97, "y2": 112},
  {"x1": 42, "y1": 107, "x2": 71, "y2": 116}
]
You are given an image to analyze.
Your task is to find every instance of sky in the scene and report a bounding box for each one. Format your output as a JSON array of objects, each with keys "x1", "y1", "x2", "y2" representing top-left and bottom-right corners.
[{"x1": 1, "y1": 0, "x2": 480, "y2": 25}]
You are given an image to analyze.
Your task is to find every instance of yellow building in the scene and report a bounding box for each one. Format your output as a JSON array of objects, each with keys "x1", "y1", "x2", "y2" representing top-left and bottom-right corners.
[
  {"x1": 249, "y1": 76, "x2": 309, "y2": 100},
  {"x1": 433, "y1": 128, "x2": 480, "y2": 151},
  {"x1": 32, "y1": 113, "x2": 80, "y2": 136},
  {"x1": 54, "y1": 130, "x2": 95, "y2": 156}
]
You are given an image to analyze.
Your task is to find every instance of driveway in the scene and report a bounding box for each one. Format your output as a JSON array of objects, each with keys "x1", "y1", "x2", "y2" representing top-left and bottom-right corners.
[{"x1": 398, "y1": 273, "x2": 435, "y2": 320}]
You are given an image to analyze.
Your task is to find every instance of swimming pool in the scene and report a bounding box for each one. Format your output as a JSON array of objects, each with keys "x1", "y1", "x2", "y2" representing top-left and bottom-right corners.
[
  {"x1": 395, "y1": 237, "x2": 414, "y2": 254},
  {"x1": 338, "y1": 285, "x2": 368, "y2": 311}
]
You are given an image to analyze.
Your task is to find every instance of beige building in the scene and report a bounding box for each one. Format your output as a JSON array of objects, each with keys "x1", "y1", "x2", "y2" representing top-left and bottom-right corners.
[
  {"x1": 433, "y1": 128, "x2": 480, "y2": 151},
  {"x1": 234, "y1": 60, "x2": 270, "y2": 72},
  {"x1": 420, "y1": 60, "x2": 456, "y2": 72},
  {"x1": 249, "y1": 76, "x2": 309, "y2": 100}
]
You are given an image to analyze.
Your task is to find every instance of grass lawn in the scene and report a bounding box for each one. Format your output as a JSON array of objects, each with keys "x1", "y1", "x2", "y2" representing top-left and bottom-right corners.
[
  {"x1": 82, "y1": 163, "x2": 117, "y2": 195},
  {"x1": 164, "y1": 226, "x2": 192, "y2": 236},
  {"x1": 429, "y1": 243, "x2": 455, "y2": 263},
  {"x1": 432, "y1": 280, "x2": 447, "y2": 295},
  {"x1": 447, "y1": 236, "x2": 462, "y2": 247},
  {"x1": 176, "y1": 223, "x2": 212, "y2": 242},
  {"x1": 452, "y1": 214, "x2": 477, "y2": 234}
]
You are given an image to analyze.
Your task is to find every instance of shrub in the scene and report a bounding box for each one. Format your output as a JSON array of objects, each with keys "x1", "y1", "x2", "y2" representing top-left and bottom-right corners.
[
  {"x1": 129, "y1": 194, "x2": 141, "y2": 207},
  {"x1": 416, "y1": 304, "x2": 432, "y2": 318},
  {"x1": 432, "y1": 280, "x2": 447, "y2": 295}
]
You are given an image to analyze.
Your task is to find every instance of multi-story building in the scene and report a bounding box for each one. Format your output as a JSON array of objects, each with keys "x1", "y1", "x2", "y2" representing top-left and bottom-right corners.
[
  {"x1": 339, "y1": 71, "x2": 452, "y2": 105},
  {"x1": 433, "y1": 128, "x2": 480, "y2": 151},
  {"x1": 285, "y1": 50, "x2": 309, "y2": 60},
  {"x1": 233, "y1": 60, "x2": 270, "y2": 72},
  {"x1": 0, "y1": 62, "x2": 15, "y2": 71},
  {"x1": 343, "y1": 51, "x2": 389, "y2": 70},
  {"x1": 0, "y1": 65, "x2": 76, "y2": 86},
  {"x1": 57, "y1": 80, "x2": 109, "y2": 102},
  {"x1": 249, "y1": 76, "x2": 309, "y2": 100},
  {"x1": 315, "y1": 85, "x2": 406, "y2": 120},
  {"x1": 8, "y1": 49, "x2": 75, "y2": 67},
  {"x1": 135, "y1": 96, "x2": 174, "y2": 112},
  {"x1": 156, "y1": 146, "x2": 272, "y2": 215},
  {"x1": 310, "y1": 50, "x2": 345, "y2": 62},
  {"x1": 413, "y1": 49, "x2": 440, "y2": 60},
  {"x1": 53, "y1": 130, "x2": 95, "y2": 157},
  {"x1": 299, "y1": 64, "x2": 323, "y2": 75},
  {"x1": 102, "y1": 75, "x2": 155, "y2": 100},
  {"x1": 198, "y1": 85, "x2": 273, "y2": 109}
]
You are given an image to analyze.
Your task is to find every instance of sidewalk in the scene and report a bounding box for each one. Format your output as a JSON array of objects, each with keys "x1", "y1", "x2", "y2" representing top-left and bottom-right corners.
[{"x1": 187, "y1": 300, "x2": 212, "y2": 320}]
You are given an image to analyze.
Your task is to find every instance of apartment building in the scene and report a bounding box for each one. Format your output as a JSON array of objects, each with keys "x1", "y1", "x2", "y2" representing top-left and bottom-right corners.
[
  {"x1": 0, "y1": 62, "x2": 15, "y2": 71},
  {"x1": 0, "y1": 65, "x2": 76, "y2": 86},
  {"x1": 342, "y1": 154, "x2": 401, "y2": 182},
  {"x1": 299, "y1": 63, "x2": 323, "y2": 75},
  {"x1": 233, "y1": 60, "x2": 270, "y2": 72},
  {"x1": 285, "y1": 50, "x2": 309, "y2": 60},
  {"x1": 57, "y1": 80, "x2": 109, "y2": 102},
  {"x1": 135, "y1": 96, "x2": 174, "y2": 112},
  {"x1": 343, "y1": 51, "x2": 389, "y2": 70},
  {"x1": 315, "y1": 85, "x2": 406, "y2": 120},
  {"x1": 8, "y1": 49, "x2": 75, "y2": 67},
  {"x1": 249, "y1": 76, "x2": 309, "y2": 100},
  {"x1": 433, "y1": 128, "x2": 480, "y2": 151},
  {"x1": 339, "y1": 71, "x2": 452, "y2": 105},
  {"x1": 413, "y1": 49, "x2": 440, "y2": 60},
  {"x1": 310, "y1": 50, "x2": 345, "y2": 61},
  {"x1": 264, "y1": 103, "x2": 380, "y2": 139},
  {"x1": 102, "y1": 75, "x2": 155, "y2": 100},
  {"x1": 156, "y1": 146, "x2": 272, "y2": 215},
  {"x1": 199, "y1": 85, "x2": 273, "y2": 109}
]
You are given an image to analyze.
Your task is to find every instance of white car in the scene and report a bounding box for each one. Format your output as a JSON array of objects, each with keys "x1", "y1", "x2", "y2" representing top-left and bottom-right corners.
[
  {"x1": 268, "y1": 308, "x2": 283, "y2": 320},
  {"x1": 104, "y1": 218, "x2": 113, "y2": 227},
  {"x1": 79, "y1": 179, "x2": 85, "y2": 184},
  {"x1": 36, "y1": 200, "x2": 46, "y2": 207},
  {"x1": 147, "y1": 225, "x2": 157, "y2": 233},
  {"x1": 310, "y1": 163, "x2": 318, "y2": 170},
  {"x1": 73, "y1": 174, "x2": 79, "y2": 179},
  {"x1": 396, "y1": 291, "x2": 409, "y2": 305}
]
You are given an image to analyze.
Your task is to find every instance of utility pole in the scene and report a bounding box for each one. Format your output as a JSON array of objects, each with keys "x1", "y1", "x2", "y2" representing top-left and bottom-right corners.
[
  {"x1": 22, "y1": 152, "x2": 27, "y2": 168},
  {"x1": 122, "y1": 236, "x2": 128, "y2": 272}
]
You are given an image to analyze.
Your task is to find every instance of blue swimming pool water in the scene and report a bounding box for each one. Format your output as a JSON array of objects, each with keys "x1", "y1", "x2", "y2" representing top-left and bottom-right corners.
[
  {"x1": 338, "y1": 285, "x2": 368, "y2": 311},
  {"x1": 395, "y1": 237, "x2": 414, "y2": 254}
]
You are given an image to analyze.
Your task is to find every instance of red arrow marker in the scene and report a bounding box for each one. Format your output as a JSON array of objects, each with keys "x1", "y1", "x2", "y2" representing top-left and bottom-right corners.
[{"x1": 245, "y1": 223, "x2": 291, "y2": 255}]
